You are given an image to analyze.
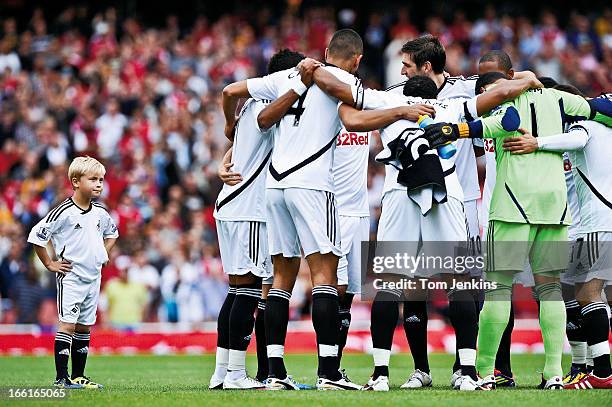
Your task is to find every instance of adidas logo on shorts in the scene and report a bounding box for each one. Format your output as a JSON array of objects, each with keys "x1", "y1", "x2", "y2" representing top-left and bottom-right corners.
[
  {"x1": 405, "y1": 315, "x2": 421, "y2": 323},
  {"x1": 77, "y1": 347, "x2": 88, "y2": 354},
  {"x1": 74, "y1": 223, "x2": 82, "y2": 229},
  {"x1": 59, "y1": 349, "x2": 70, "y2": 356}
]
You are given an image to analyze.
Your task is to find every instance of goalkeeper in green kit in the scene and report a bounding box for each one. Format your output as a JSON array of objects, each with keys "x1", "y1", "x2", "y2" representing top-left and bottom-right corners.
[{"x1": 423, "y1": 71, "x2": 612, "y2": 390}]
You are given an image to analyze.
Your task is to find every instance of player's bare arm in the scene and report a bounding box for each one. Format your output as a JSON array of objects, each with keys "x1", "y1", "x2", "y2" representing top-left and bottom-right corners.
[
  {"x1": 474, "y1": 73, "x2": 542, "y2": 116},
  {"x1": 33, "y1": 244, "x2": 72, "y2": 274},
  {"x1": 222, "y1": 80, "x2": 250, "y2": 140},
  {"x1": 338, "y1": 103, "x2": 436, "y2": 132},
  {"x1": 218, "y1": 146, "x2": 243, "y2": 186},
  {"x1": 257, "y1": 66, "x2": 315, "y2": 130},
  {"x1": 104, "y1": 238, "x2": 117, "y2": 257},
  {"x1": 302, "y1": 59, "x2": 356, "y2": 106}
]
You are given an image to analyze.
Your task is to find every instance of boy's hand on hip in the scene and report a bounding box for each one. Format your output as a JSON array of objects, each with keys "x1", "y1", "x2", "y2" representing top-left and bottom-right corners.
[{"x1": 47, "y1": 260, "x2": 72, "y2": 274}]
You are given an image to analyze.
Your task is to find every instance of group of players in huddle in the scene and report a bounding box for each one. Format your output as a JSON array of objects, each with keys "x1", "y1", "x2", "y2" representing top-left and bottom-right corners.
[{"x1": 209, "y1": 29, "x2": 612, "y2": 391}]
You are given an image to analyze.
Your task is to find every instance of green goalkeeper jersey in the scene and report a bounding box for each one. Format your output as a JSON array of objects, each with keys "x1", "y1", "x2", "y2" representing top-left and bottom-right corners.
[{"x1": 482, "y1": 88, "x2": 611, "y2": 225}]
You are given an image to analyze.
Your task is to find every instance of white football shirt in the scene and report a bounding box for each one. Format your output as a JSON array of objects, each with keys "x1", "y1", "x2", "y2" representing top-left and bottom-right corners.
[
  {"x1": 361, "y1": 89, "x2": 471, "y2": 202},
  {"x1": 28, "y1": 198, "x2": 119, "y2": 282},
  {"x1": 214, "y1": 99, "x2": 274, "y2": 222},
  {"x1": 387, "y1": 75, "x2": 480, "y2": 201},
  {"x1": 333, "y1": 128, "x2": 370, "y2": 217},
  {"x1": 247, "y1": 66, "x2": 362, "y2": 193},
  {"x1": 567, "y1": 121, "x2": 612, "y2": 233}
]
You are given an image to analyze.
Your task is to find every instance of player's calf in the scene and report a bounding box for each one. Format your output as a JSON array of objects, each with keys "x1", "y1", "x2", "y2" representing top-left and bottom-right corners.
[
  {"x1": 224, "y1": 277, "x2": 262, "y2": 387},
  {"x1": 54, "y1": 322, "x2": 79, "y2": 388}
]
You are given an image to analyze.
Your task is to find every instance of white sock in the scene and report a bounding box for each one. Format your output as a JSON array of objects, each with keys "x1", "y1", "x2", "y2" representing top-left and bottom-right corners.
[
  {"x1": 458, "y1": 348, "x2": 476, "y2": 367},
  {"x1": 213, "y1": 347, "x2": 229, "y2": 379},
  {"x1": 227, "y1": 349, "x2": 247, "y2": 380},
  {"x1": 586, "y1": 346, "x2": 594, "y2": 367},
  {"x1": 319, "y1": 344, "x2": 339, "y2": 357},
  {"x1": 569, "y1": 341, "x2": 587, "y2": 365},
  {"x1": 372, "y1": 348, "x2": 391, "y2": 368}
]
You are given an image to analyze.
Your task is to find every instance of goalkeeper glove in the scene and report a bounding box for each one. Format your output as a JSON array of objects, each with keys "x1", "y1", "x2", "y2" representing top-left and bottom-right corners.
[{"x1": 423, "y1": 122, "x2": 471, "y2": 148}]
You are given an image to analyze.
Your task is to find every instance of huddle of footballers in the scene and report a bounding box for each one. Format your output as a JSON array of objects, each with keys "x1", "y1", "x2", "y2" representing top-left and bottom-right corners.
[
  {"x1": 206, "y1": 30, "x2": 612, "y2": 391},
  {"x1": 27, "y1": 29, "x2": 611, "y2": 392}
]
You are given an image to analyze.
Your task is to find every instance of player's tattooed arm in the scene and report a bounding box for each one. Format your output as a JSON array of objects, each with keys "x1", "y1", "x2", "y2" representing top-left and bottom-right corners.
[
  {"x1": 33, "y1": 244, "x2": 72, "y2": 274},
  {"x1": 338, "y1": 103, "x2": 435, "y2": 132},
  {"x1": 218, "y1": 146, "x2": 243, "y2": 186}
]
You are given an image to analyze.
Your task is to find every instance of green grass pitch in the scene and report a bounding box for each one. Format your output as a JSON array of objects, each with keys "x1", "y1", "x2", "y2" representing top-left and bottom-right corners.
[{"x1": 1, "y1": 353, "x2": 610, "y2": 406}]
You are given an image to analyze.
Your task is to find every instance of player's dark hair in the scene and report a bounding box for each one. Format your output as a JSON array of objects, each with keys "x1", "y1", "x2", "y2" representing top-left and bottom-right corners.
[
  {"x1": 554, "y1": 84, "x2": 585, "y2": 98},
  {"x1": 403, "y1": 75, "x2": 439, "y2": 99},
  {"x1": 400, "y1": 35, "x2": 446, "y2": 74},
  {"x1": 327, "y1": 29, "x2": 363, "y2": 60},
  {"x1": 478, "y1": 50, "x2": 512, "y2": 72},
  {"x1": 537, "y1": 77, "x2": 558, "y2": 88},
  {"x1": 267, "y1": 49, "x2": 305, "y2": 74},
  {"x1": 475, "y1": 71, "x2": 506, "y2": 95}
]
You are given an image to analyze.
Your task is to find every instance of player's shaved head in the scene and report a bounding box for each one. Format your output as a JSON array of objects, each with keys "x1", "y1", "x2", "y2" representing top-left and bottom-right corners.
[
  {"x1": 403, "y1": 75, "x2": 439, "y2": 99},
  {"x1": 267, "y1": 49, "x2": 305, "y2": 74},
  {"x1": 478, "y1": 50, "x2": 513, "y2": 75},
  {"x1": 327, "y1": 29, "x2": 363, "y2": 60},
  {"x1": 475, "y1": 71, "x2": 506, "y2": 95}
]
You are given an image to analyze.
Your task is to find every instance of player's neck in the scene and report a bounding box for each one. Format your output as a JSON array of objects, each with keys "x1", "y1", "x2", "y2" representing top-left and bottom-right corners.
[
  {"x1": 326, "y1": 58, "x2": 353, "y2": 73},
  {"x1": 431, "y1": 73, "x2": 446, "y2": 89},
  {"x1": 72, "y1": 192, "x2": 92, "y2": 211}
]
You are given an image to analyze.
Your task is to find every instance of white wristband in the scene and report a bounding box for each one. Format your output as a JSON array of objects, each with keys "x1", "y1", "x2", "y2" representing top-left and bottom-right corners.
[{"x1": 291, "y1": 77, "x2": 308, "y2": 96}]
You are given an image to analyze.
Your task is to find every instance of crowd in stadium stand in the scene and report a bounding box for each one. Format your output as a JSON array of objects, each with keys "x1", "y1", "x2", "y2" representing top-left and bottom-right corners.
[{"x1": 0, "y1": 5, "x2": 611, "y2": 326}]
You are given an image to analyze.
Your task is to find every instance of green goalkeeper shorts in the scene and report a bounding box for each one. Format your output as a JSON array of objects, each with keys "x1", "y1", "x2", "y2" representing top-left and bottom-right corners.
[{"x1": 485, "y1": 220, "x2": 569, "y2": 275}]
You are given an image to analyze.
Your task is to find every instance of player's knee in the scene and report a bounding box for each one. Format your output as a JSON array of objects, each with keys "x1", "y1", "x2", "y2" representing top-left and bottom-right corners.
[
  {"x1": 58, "y1": 321, "x2": 76, "y2": 335},
  {"x1": 483, "y1": 283, "x2": 512, "y2": 301},
  {"x1": 234, "y1": 273, "x2": 261, "y2": 286},
  {"x1": 575, "y1": 280, "x2": 605, "y2": 305},
  {"x1": 533, "y1": 281, "x2": 562, "y2": 302},
  {"x1": 75, "y1": 324, "x2": 91, "y2": 334}
]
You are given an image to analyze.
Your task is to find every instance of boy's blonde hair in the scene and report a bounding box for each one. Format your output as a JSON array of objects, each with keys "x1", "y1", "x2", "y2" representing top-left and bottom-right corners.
[{"x1": 68, "y1": 156, "x2": 106, "y2": 182}]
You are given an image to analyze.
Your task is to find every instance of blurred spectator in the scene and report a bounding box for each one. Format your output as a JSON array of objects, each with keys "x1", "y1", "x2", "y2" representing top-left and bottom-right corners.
[
  {"x1": 11, "y1": 265, "x2": 44, "y2": 324},
  {"x1": 1, "y1": 4, "x2": 611, "y2": 327},
  {"x1": 102, "y1": 256, "x2": 148, "y2": 328},
  {"x1": 95, "y1": 97, "x2": 127, "y2": 160}
]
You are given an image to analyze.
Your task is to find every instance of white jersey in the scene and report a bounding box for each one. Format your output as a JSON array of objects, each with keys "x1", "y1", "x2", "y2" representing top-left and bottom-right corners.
[
  {"x1": 567, "y1": 121, "x2": 612, "y2": 233},
  {"x1": 247, "y1": 66, "x2": 362, "y2": 193},
  {"x1": 363, "y1": 89, "x2": 478, "y2": 202},
  {"x1": 386, "y1": 74, "x2": 480, "y2": 202},
  {"x1": 563, "y1": 153, "x2": 582, "y2": 239},
  {"x1": 27, "y1": 198, "x2": 119, "y2": 282},
  {"x1": 333, "y1": 128, "x2": 370, "y2": 217},
  {"x1": 214, "y1": 99, "x2": 273, "y2": 222}
]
